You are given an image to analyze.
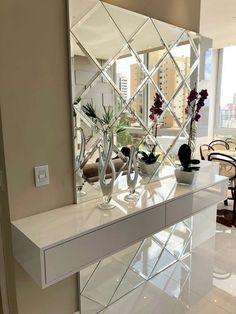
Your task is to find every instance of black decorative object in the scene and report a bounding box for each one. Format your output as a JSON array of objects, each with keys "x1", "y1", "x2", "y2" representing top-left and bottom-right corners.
[
  {"x1": 175, "y1": 144, "x2": 200, "y2": 185},
  {"x1": 178, "y1": 144, "x2": 200, "y2": 172}
]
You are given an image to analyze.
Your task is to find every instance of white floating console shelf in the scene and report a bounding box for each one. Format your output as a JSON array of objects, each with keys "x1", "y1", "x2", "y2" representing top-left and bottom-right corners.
[{"x1": 11, "y1": 171, "x2": 227, "y2": 289}]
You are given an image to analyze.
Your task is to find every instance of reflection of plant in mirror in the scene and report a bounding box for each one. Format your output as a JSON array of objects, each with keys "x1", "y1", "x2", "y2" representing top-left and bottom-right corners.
[
  {"x1": 82, "y1": 103, "x2": 127, "y2": 135},
  {"x1": 149, "y1": 92, "x2": 164, "y2": 140},
  {"x1": 138, "y1": 151, "x2": 160, "y2": 165},
  {"x1": 138, "y1": 92, "x2": 163, "y2": 165},
  {"x1": 149, "y1": 92, "x2": 164, "y2": 123}
]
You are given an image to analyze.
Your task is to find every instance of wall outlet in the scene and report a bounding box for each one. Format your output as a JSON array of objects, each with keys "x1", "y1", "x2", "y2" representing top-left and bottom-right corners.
[{"x1": 34, "y1": 165, "x2": 50, "y2": 187}]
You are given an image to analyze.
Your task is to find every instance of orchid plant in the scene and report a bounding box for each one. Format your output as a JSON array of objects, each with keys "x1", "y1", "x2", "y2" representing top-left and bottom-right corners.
[
  {"x1": 178, "y1": 87, "x2": 208, "y2": 172},
  {"x1": 185, "y1": 88, "x2": 208, "y2": 147},
  {"x1": 138, "y1": 93, "x2": 164, "y2": 165}
]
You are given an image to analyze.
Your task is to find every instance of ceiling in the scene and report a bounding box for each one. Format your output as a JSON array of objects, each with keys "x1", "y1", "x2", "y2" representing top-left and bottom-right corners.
[{"x1": 200, "y1": 0, "x2": 236, "y2": 48}]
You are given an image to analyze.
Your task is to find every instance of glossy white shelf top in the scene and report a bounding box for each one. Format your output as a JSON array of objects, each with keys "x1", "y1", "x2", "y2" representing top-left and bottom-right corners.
[{"x1": 12, "y1": 169, "x2": 227, "y2": 250}]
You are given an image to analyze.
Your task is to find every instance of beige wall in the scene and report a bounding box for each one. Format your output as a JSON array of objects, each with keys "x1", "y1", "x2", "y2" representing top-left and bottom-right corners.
[
  {"x1": 103, "y1": 0, "x2": 201, "y2": 32},
  {"x1": 0, "y1": 108, "x2": 18, "y2": 314},
  {"x1": 0, "y1": 0, "x2": 75, "y2": 221},
  {"x1": 0, "y1": 0, "x2": 77, "y2": 313}
]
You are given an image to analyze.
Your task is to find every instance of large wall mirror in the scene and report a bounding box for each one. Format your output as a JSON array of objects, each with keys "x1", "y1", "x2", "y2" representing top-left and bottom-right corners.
[{"x1": 69, "y1": 0, "x2": 200, "y2": 203}]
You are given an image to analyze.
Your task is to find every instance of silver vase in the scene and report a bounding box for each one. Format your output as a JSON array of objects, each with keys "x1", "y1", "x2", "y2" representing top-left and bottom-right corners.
[
  {"x1": 124, "y1": 146, "x2": 140, "y2": 202},
  {"x1": 75, "y1": 127, "x2": 86, "y2": 197},
  {"x1": 98, "y1": 130, "x2": 116, "y2": 209}
]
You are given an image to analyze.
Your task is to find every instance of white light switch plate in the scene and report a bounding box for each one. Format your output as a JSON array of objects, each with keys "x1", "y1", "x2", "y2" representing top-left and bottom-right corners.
[{"x1": 34, "y1": 165, "x2": 49, "y2": 187}]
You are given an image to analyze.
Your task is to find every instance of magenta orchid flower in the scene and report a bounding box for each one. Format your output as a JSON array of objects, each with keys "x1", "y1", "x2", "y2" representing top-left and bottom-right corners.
[
  {"x1": 149, "y1": 92, "x2": 164, "y2": 122},
  {"x1": 186, "y1": 87, "x2": 208, "y2": 146}
]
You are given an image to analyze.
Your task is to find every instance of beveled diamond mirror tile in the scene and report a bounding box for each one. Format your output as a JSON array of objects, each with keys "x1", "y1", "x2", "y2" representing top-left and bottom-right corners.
[
  {"x1": 165, "y1": 222, "x2": 192, "y2": 259},
  {"x1": 153, "y1": 227, "x2": 174, "y2": 246},
  {"x1": 115, "y1": 104, "x2": 149, "y2": 149},
  {"x1": 170, "y1": 43, "x2": 191, "y2": 80},
  {"x1": 183, "y1": 217, "x2": 193, "y2": 230},
  {"x1": 81, "y1": 295, "x2": 104, "y2": 314},
  {"x1": 71, "y1": 2, "x2": 127, "y2": 68},
  {"x1": 186, "y1": 64, "x2": 199, "y2": 90},
  {"x1": 164, "y1": 129, "x2": 188, "y2": 164},
  {"x1": 81, "y1": 257, "x2": 131, "y2": 307},
  {"x1": 150, "y1": 54, "x2": 186, "y2": 105},
  {"x1": 168, "y1": 86, "x2": 189, "y2": 127},
  {"x1": 103, "y1": 2, "x2": 149, "y2": 42},
  {"x1": 152, "y1": 19, "x2": 185, "y2": 49},
  {"x1": 189, "y1": 32, "x2": 200, "y2": 57},
  {"x1": 81, "y1": 262, "x2": 101, "y2": 292},
  {"x1": 151, "y1": 249, "x2": 177, "y2": 277},
  {"x1": 69, "y1": 0, "x2": 99, "y2": 28},
  {"x1": 109, "y1": 268, "x2": 145, "y2": 304},
  {"x1": 149, "y1": 156, "x2": 176, "y2": 183},
  {"x1": 71, "y1": 45, "x2": 102, "y2": 100},
  {"x1": 130, "y1": 238, "x2": 163, "y2": 279},
  {"x1": 81, "y1": 242, "x2": 145, "y2": 307},
  {"x1": 110, "y1": 53, "x2": 148, "y2": 103},
  {"x1": 181, "y1": 239, "x2": 192, "y2": 258},
  {"x1": 128, "y1": 19, "x2": 167, "y2": 71}
]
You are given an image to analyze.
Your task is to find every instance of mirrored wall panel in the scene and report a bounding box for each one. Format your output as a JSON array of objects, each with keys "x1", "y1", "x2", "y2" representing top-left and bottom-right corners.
[{"x1": 69, "y1": 0, "x2": 200, "y2": 203}]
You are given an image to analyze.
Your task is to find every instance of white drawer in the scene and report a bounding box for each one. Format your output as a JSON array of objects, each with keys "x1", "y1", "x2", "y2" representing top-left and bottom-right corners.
[
  {"x1": 166, "y1": 195, "x2": 194, "y2": 226},
  {"x1": 44, "y1": 204, "x2": 165, "y2": 284},
  {"x1": 166, "y1": 181, "x2": 227, "y2": 226},
  {"x1": 192, "y1": 182, "x2": 227, "y2": 214}
]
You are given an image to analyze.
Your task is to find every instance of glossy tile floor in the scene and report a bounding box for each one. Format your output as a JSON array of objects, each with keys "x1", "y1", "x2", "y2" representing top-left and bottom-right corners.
[{"x1": 77, "y1": 223, "x2": 236, "y2": 314}]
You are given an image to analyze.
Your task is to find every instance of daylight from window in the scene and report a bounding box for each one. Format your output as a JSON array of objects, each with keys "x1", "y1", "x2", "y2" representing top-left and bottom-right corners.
[{"x1": 219, "y1": 46, "x2": 236, "y2": 128}]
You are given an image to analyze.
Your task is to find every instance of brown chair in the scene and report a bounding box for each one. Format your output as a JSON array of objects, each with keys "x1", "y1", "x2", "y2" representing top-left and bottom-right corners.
[
  {"x1": 209, "y1": 140, "x2": 229, "y2": 150},
  {"x1": 200, "y1": 144, "x2": 214, "y2": 160},
  {"x1": 208, "y1": 152, "x2": 236, "y2": 225}
]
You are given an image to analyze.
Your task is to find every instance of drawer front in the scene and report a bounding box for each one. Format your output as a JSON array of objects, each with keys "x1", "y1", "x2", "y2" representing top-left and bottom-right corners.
[
  {"x1": 192, "y1": 182, "x2": 228, "y2": 214},
  {"x1": 166, "y1": 181, "x2": 228, "y2": 226},
  {"x1": 44, "y1": 205, "x2": 165, "y2": 284},
  {"x1": 166, "y1": 195, "x2": 193, "y2": 226}
]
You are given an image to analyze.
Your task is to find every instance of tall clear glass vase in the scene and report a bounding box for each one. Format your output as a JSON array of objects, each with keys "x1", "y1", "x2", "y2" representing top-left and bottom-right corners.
[
  {"x1": 98, "y1": 130, "x2": 116, "y2": 210},
  {"x1": 124, "y1": 146, "x2": 139, "y2": 202},
  {"x1": 75, "y1": 127, "x2": 86, "y2": 197}
]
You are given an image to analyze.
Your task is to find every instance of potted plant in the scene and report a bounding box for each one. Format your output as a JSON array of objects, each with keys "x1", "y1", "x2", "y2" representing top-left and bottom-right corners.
[
  {"x1": 175, "y1": 88, "x2": 208, "y2": 184},
  {"x1": 138, "y1": 92, "x2": 164, "y2": 176}
]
